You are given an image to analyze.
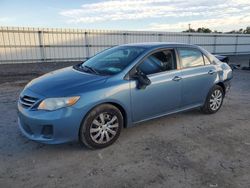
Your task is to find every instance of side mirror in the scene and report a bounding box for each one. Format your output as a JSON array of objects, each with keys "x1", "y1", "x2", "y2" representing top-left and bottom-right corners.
[{"x1": 133, "y1": 69, "x2": 151, "y2": 89}]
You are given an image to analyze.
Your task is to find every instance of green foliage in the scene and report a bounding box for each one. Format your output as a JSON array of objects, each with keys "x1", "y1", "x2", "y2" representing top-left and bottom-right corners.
[
  {"x1": 197, "y1": 27, "x2": 212, "y2": 33},
  {"x1": 182, "y1": 26, "x2": 250, "y2": 34},
  {"x1": 182, "y1": 27, "x2": 212, "y2": 33},
  {"x1": 244, "y1": 27, "x2": 250, "y2": 34}
]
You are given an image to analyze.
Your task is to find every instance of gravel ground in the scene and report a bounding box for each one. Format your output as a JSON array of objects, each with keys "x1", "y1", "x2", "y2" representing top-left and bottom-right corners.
[{"x1": 0, "y1": 58, "x2": 250, "y2": 188}]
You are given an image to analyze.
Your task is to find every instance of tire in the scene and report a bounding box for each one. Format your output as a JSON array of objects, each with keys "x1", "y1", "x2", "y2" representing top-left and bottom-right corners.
[
  {"x1": 79, "y1": 104, "x2": 123, "y2": 149},
  {"x1": 201, "y1": 85, "x2": 224, "y2": 114}
]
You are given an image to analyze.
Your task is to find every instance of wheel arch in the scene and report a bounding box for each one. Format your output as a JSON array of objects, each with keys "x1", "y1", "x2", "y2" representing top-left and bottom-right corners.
[
  {"x1": 216, "y1": 82, "x2": 226, "y2": 96},
  {"x1": 80, "y1": 101, "x2": 128, "y2": 131},
  {"x1": 105, "y1": 102, "x2": 128, "y2": 128}
]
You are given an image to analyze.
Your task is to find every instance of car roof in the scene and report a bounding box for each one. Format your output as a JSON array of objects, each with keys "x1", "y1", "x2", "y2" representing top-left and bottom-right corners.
[{"x1": 121, "y1": 42, "x2": 198, "y2": 49}]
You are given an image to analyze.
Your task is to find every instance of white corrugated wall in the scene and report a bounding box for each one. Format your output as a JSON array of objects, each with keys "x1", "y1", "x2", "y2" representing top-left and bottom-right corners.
[{"x1": 0, "y1": 26, "x2": 250, "y2": 64}]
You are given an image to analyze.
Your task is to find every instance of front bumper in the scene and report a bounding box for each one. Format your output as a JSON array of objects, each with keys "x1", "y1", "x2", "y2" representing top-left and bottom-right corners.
[{"x1": 18, "y1": 102, "x2": 84, "y2": 144}]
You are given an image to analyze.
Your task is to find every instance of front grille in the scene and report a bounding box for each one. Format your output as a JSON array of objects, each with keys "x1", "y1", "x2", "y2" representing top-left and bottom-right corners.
[{"x1": 19, "y1": 95, "x2": 38, "y2": 108}]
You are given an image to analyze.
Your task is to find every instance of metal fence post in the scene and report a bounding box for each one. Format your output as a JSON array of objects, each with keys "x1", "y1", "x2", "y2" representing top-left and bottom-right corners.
[
  {"x1": 85, "y1": 31, "x2": 90, "y2": 59},
  {"x1": 213, "y1": 35, "x2": 217, "y2": 54},
  {"x1": 0, "y1": 27, "x2": 7, "y2": 63},
  {"x1": 235, "y1": 35, "x2": 238, "y2": 54},
  {"x1": 6, "y1": 26, "x2": 13, "y2": 62},
  {"x1": 158, "y1": 33, "x2": 162, "y2": 42},
  {"x1": 188, "y1": 34, "x2": 191, "y2": 44},
  {"x1": 123, "y1": 32, "x2": 128, "y2": 44},
  {"x1": 38, "y1": 30, "x2": 46, "y2": 62}
]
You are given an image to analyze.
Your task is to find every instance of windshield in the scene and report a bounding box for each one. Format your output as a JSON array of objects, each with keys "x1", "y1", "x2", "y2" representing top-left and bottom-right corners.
[{"x1": 80, "y1": 46, "x2": 146, "y2": 75}]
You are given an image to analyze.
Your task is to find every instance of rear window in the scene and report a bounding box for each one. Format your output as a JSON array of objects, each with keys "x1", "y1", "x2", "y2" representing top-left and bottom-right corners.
[
  {"x1": 178, "y1": 48, "x2": 204, "y2": 68},
  {"x1": 203, "y1": 55, "x2": 211, "y2": 65}
]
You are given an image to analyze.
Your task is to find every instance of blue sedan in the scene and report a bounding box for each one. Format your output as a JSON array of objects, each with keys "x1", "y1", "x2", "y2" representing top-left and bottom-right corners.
[{"x1": 18, "y1": 43, "x2": 233, "y2": 149}]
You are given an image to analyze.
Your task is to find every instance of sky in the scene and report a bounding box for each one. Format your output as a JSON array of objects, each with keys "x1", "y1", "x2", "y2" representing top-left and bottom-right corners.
[{"x1": 0, "y1": 0, "x2": 250, "y2": 32}]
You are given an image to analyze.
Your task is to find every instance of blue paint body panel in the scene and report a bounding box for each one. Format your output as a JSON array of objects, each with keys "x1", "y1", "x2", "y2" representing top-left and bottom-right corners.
[{"x1": 17, "y1": 43, "x2": 233, "y2": 144}]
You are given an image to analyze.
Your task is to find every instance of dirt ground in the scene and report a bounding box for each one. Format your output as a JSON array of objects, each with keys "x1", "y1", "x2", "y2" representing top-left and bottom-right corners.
[{"x1": 0, "y1": 56, "x2": 250, "y2": 188}]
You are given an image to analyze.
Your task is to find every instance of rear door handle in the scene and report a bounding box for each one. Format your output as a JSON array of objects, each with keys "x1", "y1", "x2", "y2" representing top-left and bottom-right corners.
[
  {"x1": 172, "y1": 76, "x2": 182, "y2": 81},
  {"x1": 208, "y1": 70, "x2": 216, "y2": 75}
]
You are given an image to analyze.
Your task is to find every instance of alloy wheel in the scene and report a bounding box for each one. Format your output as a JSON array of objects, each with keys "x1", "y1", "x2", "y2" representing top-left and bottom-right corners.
[
  {"x1": 90, "y1": 113, "x2": 119, "y2": 144},
  {"x1": 209, "y1": 89, "x2": 223, "y2": 111}
]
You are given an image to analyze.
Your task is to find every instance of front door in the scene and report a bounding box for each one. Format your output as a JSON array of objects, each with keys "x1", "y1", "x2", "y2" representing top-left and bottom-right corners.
[{"x1": 130, "y1": 49, "x2": 182, "y2": 122}]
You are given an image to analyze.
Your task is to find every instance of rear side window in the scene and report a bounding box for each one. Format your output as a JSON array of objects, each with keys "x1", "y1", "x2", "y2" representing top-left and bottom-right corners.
[
  {"x1": 203, "y1": 55, "x2": 211, "y2": 65},
  {"x1": 139, "y1": 50, "x2": 176, "y2": 75},
  {"x1": 178, "y1": 48, "x2": 204, "y2": 68}
]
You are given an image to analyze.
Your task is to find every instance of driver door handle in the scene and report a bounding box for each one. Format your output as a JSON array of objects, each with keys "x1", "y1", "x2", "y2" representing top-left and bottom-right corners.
[
  {"x1": 208, "y1": 70, "x2": 216, "y2": 75},
  {"x1": 172, "y1": 76, "x2": 182, "y2": 81}
]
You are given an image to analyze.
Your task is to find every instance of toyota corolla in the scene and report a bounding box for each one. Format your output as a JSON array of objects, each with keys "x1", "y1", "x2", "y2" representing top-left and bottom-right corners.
[{"x1": 18, "y1": 43, "x2": 233, "y2": 149}]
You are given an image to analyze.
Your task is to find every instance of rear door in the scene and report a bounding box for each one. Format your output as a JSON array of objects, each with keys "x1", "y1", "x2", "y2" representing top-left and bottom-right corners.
[{"x1": 177, "y1": 48, "x2": 217, "y2": 108}]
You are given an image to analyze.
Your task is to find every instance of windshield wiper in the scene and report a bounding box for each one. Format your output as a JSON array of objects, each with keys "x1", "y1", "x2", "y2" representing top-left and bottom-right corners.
[{"x1": 81, "y1": 65, "x2": 100, "y2": 75}]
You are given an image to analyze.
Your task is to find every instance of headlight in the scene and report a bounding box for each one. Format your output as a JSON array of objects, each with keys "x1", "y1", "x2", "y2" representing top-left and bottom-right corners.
[{"x1": 38, "y1": 96, "x2": 80, "y2": 111}]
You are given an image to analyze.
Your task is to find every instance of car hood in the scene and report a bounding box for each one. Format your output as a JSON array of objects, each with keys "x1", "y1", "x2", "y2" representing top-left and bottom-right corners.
[{"x1": 26, "y1": 66, "x2": 108, "y2": 97}]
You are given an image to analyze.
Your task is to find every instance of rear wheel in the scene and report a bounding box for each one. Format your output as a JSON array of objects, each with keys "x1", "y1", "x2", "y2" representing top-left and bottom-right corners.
[
  {"x1": 79, "y1": 104, "x2": 123, "y2": 149},
  {"x1": 201, "y1": 85, "x2": 224, "y2": 114}
]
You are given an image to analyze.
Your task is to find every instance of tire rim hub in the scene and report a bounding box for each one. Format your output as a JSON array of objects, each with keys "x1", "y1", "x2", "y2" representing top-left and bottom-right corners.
[
  {"x1": 90, "y1": 113, "x2": 119, "y2": 144},
  {"x1": 209, "y1": 89, "x2": 223, "y2": 111}
]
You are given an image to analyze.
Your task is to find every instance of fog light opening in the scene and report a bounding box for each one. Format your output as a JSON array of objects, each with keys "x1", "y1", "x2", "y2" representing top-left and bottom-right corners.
[{"x1": 41, "y1": 125, "x2": 53, "y2": 139}]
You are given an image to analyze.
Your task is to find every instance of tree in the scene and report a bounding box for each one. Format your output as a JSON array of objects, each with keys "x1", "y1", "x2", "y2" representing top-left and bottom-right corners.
[
  {"x1": 182, "y1": 26, "x2": 250, "y2": 34},
  {"x1": 197, "y1": 27, "x2": 212, "y2": 33},
  {"x1": 213, "y1": 30, "x2": 222, "y2": 33},
  {"x1": 244, "y1": 27, "x2": 250, "y2": 34},
  {"x1": 182, "y1": 28, "x2": 196, "y2": 32},
  {"x1": 182, "y1": 27, "x2": 212, "y2": 33}
]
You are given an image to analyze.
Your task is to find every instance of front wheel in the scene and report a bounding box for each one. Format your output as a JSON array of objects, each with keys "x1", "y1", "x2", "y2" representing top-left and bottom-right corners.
[
  {"x1": 201, "y1": 85, "x2": 224, "y2": 114},
  {"x1": 79, "y1": 104, "x2": 123, "y2": 149}
]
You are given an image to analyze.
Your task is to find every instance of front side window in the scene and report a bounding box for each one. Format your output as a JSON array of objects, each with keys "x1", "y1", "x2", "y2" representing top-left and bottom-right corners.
[
  {"x1": 178, "y1": 48, "x2": 204, "y2": 68},
  {"x1": 139, "y1": 50, "x2": 176, "y2": 75},
  {"x1": 79, "y1": 46, "x2": 146, "y2": 75}
]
